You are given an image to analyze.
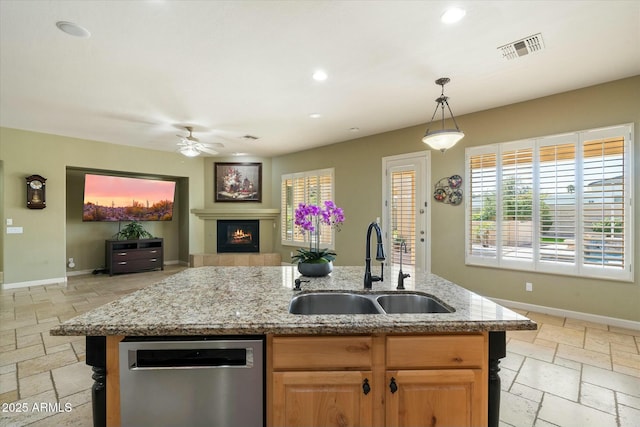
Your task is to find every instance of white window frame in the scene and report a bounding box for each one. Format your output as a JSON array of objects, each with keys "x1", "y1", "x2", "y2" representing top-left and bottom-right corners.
[
  {"x1": 281, "y1": 168, "x2": 336, "y2": 249},
  {"x1": 465, "y1": 124, "x2": 634, "y2": 282}
]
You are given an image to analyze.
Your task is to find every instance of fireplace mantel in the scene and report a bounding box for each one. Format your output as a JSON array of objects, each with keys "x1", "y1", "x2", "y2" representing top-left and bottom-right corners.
[{"x1": 191, "y1": 208, "x2": 280, "y2": 220}]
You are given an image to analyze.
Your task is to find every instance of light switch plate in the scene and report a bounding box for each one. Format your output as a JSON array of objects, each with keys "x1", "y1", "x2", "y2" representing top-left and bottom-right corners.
[{"x1": 6, "y1": 218, "x2": 12, "y2": 226}]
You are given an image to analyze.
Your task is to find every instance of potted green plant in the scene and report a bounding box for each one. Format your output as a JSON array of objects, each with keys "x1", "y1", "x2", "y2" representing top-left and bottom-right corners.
[
  {"x1": 291, "y1": 201, "x2": 344, "y2": 276},
  {"x1": 114, "y1": 221, "x2": 154, "y2": 240}
]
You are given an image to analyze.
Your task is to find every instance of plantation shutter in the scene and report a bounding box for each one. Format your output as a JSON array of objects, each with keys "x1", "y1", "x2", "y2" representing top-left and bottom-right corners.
[
  {"x1": 281, "y1": 177, "x2": 293, "y2": 242},
  {"x1": 501, "y1": 144, "x2": 534, "y2": 264},
  {"x1": 538, "y1": 138, "x2": 577, "y2": 266},
  {"x1": 466, "y1": 124, "x2": 631, "y2": 281},
  {"x1": 390, "y1": 168, "x2": 416, "y2": 266},
  {"x1": 581, "y1": 137, "x2": 625, "y2": 269},
  {"x1": 317, "y1": 174, "x2": 333, "y2": 246},
  {"x1": 281, "y1": 169, "x2": 335, "y2": 247},
  {"x1": 467, "y1": 149, "x2": 498, "y2": 263}
]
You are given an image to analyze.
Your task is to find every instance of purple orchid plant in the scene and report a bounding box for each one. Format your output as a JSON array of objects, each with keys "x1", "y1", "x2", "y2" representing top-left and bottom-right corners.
[{"x1": 292, "y1": 200, "x2": 345, "y2": 264}]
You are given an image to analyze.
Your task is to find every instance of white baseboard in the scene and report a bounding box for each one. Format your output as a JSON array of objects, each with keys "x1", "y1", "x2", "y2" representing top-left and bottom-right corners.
[
  {"x1": 491, "y1": 297, "x2": 640, "y2": 331},
  {"x1": 2, "y1": 276, "x2": 67, "y2": 290},
  {"x1": 66, "y1": 269, "x2": 96, "y2": 277}
]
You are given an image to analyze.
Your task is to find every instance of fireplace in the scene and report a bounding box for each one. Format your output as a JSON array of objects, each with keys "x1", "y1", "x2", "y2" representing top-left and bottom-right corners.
[{"x1": 217, "y1": 220, "x2": 260, "y2": 253}]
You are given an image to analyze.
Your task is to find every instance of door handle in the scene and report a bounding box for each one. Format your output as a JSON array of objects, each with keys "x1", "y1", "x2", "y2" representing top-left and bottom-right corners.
[
  {"x1": 389, "y1": 377, "x2": 398, "y2": 394},
  {"x1": 363, "y1": 378, "x2": 371, "y2": 395}
]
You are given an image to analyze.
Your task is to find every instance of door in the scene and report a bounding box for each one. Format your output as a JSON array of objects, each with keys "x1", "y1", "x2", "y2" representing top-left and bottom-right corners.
[
  {"x1": 383, "y1": 152, "x2": 430, "y2": 272},
  {"x1": 385, "y1": 369, "x2": 484, "y2": 427},
  {"x1": 273, "y1": 371, "x2": 374, "y2": 427}
]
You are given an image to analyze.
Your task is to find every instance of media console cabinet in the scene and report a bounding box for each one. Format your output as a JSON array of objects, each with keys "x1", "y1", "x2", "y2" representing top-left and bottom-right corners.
[{"x1": 105, "y1": 238, "x2": 164, "y2": 276}]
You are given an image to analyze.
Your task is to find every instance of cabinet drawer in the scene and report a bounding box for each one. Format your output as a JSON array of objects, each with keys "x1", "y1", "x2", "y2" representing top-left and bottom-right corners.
[
  {"x1": 272, "y1": 336, "x2": 373, "y2": 370},
  {"x1": 386, "y1": 334, "x2": 485, "y2": 368},
  {"x1": 112, "y1": 258, "x2": 162, "y2": 273},
  {"x1": 112, "y1": 249, "x2": 161, "y2": 260}
]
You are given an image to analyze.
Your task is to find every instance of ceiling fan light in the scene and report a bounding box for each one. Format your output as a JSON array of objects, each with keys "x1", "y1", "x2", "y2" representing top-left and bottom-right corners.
[
  {"x1": 180, "y1": 146, "x2": 200, "y2": 157},
  {"x1": 422, "y1": 130, "x2": 465, "y2": 152}
]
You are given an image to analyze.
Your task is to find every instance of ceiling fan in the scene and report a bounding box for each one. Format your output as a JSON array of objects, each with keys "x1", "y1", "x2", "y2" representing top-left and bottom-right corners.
[{"x1": 177, "y1": 126, "x2": 223, "y2": 157}]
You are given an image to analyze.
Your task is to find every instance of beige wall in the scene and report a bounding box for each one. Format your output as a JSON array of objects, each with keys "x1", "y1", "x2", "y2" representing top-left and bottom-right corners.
[
  {"x1": 1, "y1": 76, "x2": 638, "y2": 320},
  {"x1": 200, "y1": 157, "x2": 276, "y2": 253},
  {"x1": 271, "y1": 76, "x2": 640, "y2": 321},
  {"x1": 0, "y1": 128, "x2": 206, "y2": 284}
]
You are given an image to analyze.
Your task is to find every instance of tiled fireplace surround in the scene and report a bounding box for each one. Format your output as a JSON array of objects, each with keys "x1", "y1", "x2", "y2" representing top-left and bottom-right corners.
[{"x1": 190, "y1": 208, "x2": 282, "y2": 267}]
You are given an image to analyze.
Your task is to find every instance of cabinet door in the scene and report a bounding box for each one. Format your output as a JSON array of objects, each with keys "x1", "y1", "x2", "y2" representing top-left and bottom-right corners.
[
  {"x1": 386, "y1": 369, "x2": 485, "y2": 427},
  {"x1": 273, "y1": 371, "x2": 374, "y2": 427}
]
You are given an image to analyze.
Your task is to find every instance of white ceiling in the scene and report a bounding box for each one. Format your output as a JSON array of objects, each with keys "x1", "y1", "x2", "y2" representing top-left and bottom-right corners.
[{"x1": 1, "y1": 1, "x2": 638, "y2": 157}]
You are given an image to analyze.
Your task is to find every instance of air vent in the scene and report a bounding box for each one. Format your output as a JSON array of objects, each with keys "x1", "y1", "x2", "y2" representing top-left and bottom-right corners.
[{"x1": 498, "y1": 33, "x2": 544, "y2": 60}]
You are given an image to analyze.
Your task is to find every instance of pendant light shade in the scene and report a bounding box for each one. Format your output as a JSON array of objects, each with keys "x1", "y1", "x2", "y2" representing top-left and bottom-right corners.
[{"x1": 422, "y1": 77, "x2": 464, "y2": 152}]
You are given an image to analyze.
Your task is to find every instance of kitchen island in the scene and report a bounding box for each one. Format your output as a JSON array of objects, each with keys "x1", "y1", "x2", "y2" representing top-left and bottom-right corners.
[{"x1": 51, "y1": 266, "x2": 536, "y2": 427}]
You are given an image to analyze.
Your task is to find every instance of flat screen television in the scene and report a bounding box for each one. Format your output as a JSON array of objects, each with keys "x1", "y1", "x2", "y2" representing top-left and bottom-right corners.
[{"x1": 83, "y1": 174, "x2": 176, "y2": 222}]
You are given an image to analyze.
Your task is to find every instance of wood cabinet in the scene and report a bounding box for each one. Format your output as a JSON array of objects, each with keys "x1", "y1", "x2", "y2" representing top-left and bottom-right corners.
[
  {"x1": 271, "y1": 336, "x2": 376, "y2": 427},
  {"x1": 105, "y1": 239, "x2": 163, "y2": 276},
  {"x1": 269, "y1": 333, "x2": 487, "y2": 427},
  {"x1": 385, "y1": 335, "x2": 486, "y2": 427},
  {"x1": 386, "y1": 369, "x2": 483, "y2": 427},
  {"x1": 273, "y1": 371, "x2": 374, "y2": 427}
]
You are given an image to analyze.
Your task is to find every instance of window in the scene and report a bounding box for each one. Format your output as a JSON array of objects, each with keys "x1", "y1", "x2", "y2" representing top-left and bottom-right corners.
[
  {"x1": 465, "y1": 124, "x2": 633, "y2": 281},
  {"x1": 281, "y1": 168, "x2": 335, "y2": 247}
]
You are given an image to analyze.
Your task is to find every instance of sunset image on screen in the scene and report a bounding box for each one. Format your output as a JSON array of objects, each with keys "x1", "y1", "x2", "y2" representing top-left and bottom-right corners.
[{"x1": 83, "y1": 174, "x2": 175, "y2": 222}]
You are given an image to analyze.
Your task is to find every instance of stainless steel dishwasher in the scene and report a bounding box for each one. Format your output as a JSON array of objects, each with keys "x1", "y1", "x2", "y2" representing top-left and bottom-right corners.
[{"x1": 119, "y1": 336, "x2": 264, "y2": 427}]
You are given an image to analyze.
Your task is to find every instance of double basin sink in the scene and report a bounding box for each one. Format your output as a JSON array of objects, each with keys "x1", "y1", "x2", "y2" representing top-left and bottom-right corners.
[{"x1": 289, "y1": 291, "x2": 454, "y2": 315}]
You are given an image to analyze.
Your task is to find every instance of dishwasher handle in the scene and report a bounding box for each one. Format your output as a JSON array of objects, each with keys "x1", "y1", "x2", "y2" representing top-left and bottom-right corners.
[{"x1": 128, "y1": 347, "x2": 254, "y2": 370}]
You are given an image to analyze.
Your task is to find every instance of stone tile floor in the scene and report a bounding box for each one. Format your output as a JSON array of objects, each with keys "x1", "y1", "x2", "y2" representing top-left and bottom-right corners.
[{"x1": 0, "y1": 266, "x2": 638, "y2": 426}]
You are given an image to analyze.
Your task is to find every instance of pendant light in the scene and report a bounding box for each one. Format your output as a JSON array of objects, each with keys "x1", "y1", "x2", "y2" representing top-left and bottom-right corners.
[{"x1": 422, "y1": 77, "x2": 464, "y2": 152}]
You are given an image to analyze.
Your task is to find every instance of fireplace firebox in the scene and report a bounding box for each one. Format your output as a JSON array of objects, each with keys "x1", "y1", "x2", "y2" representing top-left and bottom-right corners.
[{"x1": 217, "y1": 220, "x2": 260, "y2": 253}]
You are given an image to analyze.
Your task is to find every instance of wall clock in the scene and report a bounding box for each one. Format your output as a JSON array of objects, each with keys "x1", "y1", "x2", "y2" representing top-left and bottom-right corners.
[{"x1": 26, "y1": 174, "x2": 47, "y2": 209}]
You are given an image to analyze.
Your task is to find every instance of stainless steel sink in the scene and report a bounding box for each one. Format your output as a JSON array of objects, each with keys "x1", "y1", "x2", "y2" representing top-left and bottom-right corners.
[
  {"x1": 289, "y1": 291, "x2": 453, "y2": 315},
  {"x1": 289, "y1": 293, "x2": 380, "y2": 315},
  {"x1": 376, "y1": 294, "x2": 451, "y2": 314}
]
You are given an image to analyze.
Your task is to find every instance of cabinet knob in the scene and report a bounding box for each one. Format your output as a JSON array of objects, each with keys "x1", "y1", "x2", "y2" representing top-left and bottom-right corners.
[
  {"x1": 362, "y1": 378, "x2": 371, "y2": 395},
  {"x1": 389, "y1": 377, "x2": 398, "y2": 394}
]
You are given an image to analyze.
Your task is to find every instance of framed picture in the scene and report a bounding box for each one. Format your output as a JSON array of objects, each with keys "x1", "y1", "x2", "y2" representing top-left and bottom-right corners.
[{"x1": 214, "y1": 162, "x2": 262, "y2": 202}]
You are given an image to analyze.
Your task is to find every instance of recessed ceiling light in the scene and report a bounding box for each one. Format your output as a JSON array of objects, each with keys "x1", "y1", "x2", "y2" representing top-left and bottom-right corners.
[
  {"x1": 233, "y1": 152, "x2": 249, "y2": 156},
  {"x1": 309, "y1": 113, "x2": 322, "y2": 119},
  {"x1": 312, "y1": 70, "x2": 328, "y2": 81},
  {"x1": 441, "y1": 7, "x2": 466, "y2": 24},
  {"x1": 55, "y1": 21, "x2": 91, "y2": 38}
]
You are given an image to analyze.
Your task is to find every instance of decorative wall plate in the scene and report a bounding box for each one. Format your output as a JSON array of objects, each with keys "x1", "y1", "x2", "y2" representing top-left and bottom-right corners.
[
  {"x1": 434, "y1": 175, "x2": 463, "y2": 205},
  {"x1": 448, "y1": 174, "x2": 463, "y2": 189}
]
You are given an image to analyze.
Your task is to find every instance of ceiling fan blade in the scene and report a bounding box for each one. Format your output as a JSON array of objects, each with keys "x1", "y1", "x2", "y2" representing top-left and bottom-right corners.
[
  {"x1": 198, "y1": 147, "x2": 219, "y2": 155},
  {"x1": 199, "y1": 142, "x2": 225, "y2": 149}
]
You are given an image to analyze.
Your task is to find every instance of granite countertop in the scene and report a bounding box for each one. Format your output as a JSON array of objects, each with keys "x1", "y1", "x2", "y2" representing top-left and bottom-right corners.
[{"x1": 50, "y1": 266, "x2": 536, "y2": 336}]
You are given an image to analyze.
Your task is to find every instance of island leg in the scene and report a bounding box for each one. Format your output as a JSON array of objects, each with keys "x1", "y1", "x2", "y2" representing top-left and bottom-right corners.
[
  {"x1": 86, "y1": 336, "x2": 106, "y2": 427},
  {"x1": 488, "y1": 331, "x2": 506, "y2": 427}
]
